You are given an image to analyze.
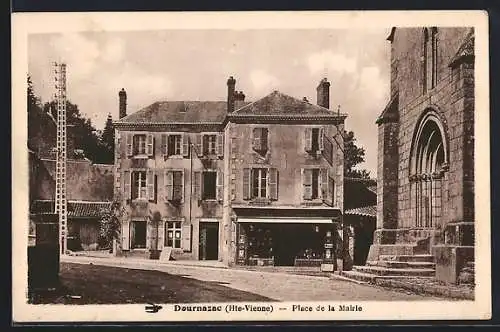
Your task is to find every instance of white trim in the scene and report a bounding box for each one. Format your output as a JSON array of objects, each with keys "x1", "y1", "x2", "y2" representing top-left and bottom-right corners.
[
  {"x1": 238, "y1": 218, "x2": 332, "y2": 224},
  {"x1": 200, "y1": 218, "x2": 219, "y2": 223}
]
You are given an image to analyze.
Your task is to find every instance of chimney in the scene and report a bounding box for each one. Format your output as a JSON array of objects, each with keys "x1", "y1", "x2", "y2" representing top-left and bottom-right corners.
[
  {"x1": 316, "y1": 78, "x2": 330, "y2": 109},
  {"x1": 119, "y1": 88, "x2": 127, "y2": 119},
  {"x1": 234, "y1": 90, "x2": 246, "y2": 110},
  {"x1": 227, "y1": 76, "x2": 236, "y2": 113}
]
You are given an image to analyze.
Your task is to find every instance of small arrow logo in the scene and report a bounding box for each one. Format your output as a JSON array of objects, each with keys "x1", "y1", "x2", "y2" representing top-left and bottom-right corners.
[{"x1": 145, "y1": 303, "x2": 163, "y2": 313}]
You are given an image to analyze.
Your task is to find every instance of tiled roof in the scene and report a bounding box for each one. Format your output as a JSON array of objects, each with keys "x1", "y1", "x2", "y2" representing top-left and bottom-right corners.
[
  {"x1": 449, "y1": 29, "x2": 474, "y2": 67},
  {"x1": 345, "y1": 205, "x2": 377, "y2": 218},
  {"x1": 30, "y1": 200, "x2": 111, "y2": 218},
  {"x1": 230, "y1": 91, "x2": 343, "y2": 117},
  {"x1": 116, "y1": 101, "x2": 250, "y2": 124}
]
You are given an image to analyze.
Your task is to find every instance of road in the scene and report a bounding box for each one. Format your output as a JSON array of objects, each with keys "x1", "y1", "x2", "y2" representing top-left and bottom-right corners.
[{"x1": 60, "y1": 256, "x2": 444, "y2": 302}]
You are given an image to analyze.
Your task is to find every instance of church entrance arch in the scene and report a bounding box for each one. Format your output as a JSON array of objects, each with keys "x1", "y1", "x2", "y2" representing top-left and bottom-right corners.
[{"x1": 409, "y1": 110, "x2": 449, "y2": 229}]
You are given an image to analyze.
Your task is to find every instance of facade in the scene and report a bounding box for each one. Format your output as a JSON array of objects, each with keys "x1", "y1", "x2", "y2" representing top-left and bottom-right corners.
[
  {"x1": 113, "y1": 77, "x2": 346, "y2": 266},
  {"x1": 367, "y1": 27, "x2": 475, "y2": 283}
]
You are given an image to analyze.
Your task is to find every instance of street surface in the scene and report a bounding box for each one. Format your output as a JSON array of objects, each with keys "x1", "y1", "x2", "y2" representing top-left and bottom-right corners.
[{"x1": 59, "y1": 256, "x2": 445, "y2": 302}]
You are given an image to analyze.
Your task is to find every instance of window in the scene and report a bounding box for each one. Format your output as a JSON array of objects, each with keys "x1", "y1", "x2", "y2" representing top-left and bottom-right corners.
[
  {"x1": 252, "y1": 128, "x2": 269, "y2": 152},
  {"x1": 243, "y1": 168, "x2": 278, "y2": 200},
  {"x1": 165, "y1": 221, "x2": 182, "y2": 248},
  {"x1": 203, "y1": 135, "x2": 217, "y2": 155},
  {"x1": 305, "y1": 127, "x2": 324, "y2": 153},
  {"x1": 423, "y1": 27, "x2": 438, "y2": 93},
  {"x1": 166, "y1": 170, "x2": 184, "y2": 202},
  {"x1": 131, "y1": 171, "x2": 147, "y2": 200},
  {"x1": 302, "y1": 168, "x2": 329, "y2": 201},
  {"x1": 202, "y1": 171, "x2": 217, "y2": 200},
  {"x1": 252, "y1": 168, "x2": 268, "y2": 199},
  {"x1": 168, "y1": 135, "x2": 182, "y2": 156},
  {"x1": 133, "y1": 135, "x2": 147, "y2": 155}
]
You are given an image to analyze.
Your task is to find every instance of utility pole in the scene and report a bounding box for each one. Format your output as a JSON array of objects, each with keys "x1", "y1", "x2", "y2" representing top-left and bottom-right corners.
[{"x1": 54, "y1": 62, "x2": 68, "y2": 256}]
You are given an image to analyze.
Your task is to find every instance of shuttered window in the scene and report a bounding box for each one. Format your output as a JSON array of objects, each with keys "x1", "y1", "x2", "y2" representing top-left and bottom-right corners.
[
  {"x1": 252, "y1": 127, "x2": 269, "y2": 152},
  {"x1": 243, "y1": 167, "x2": 278, "y2": 200},
  {"x1": 302, "y1": 168, "x2": 322, "y2": 200},
  {"x1": 131, "y1": 171, "x2": 147, "y2": 200},
  {"x1": 165, "y1": 170, "x2": 184, "y2": 202},
  {"x1": 203, "y1": 135, "x2": 217, "y2": 155},
  {"x1": 305, "y1": 127, "x2": 324, "y2": 153},
  {"x1": 167, "y1": 135, "x2": 182, "y2": 156}
]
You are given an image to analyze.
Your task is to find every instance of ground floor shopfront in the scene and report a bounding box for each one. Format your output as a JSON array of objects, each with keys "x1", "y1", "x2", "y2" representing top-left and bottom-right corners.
[{"x1": 231, "y1": 207, "x2": 343, "y2": 267}]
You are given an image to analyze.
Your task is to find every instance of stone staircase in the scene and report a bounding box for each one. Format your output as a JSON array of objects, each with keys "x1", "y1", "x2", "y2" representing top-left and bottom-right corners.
[{"x1": 341, "y1": 254, "x2": 435, "y2": 283}]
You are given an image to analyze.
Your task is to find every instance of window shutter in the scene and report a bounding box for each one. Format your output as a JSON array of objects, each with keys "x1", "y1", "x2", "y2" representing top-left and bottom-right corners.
[
  {"x1": 123, "y1": 170, "x2": 131, "y2": 200},
  {"x1": 161, "y1": 134, "x2": 168, "y2": 156},
  {"x1": 305, "y1": 128, "x2": 312, "y2": 152},
  {"x1": 243, "y1": 168, "x2": 251, "y2": 200},
  {"x1": 157, "y1": 220, "x2": 165, "y2": 250},
  {"x1": 196, "y1": 134, "x2": 203, "y2": 157},
  {"x1": 165, "y1": 171, "x2": 173, "y2": 200},
  {"x1": 147, "y1": 170, "x2": 155, "y2": 201},
  {"x1": 216, "y1": 169, "x2": 224, "y2": 201},
  {"x1": 302, "y1": 168, "x2": 313, "y2": 200},
  {"x1": 329, "y1": 177, "x2": 335, "y2": 206},
  {"x1": 180, "y1": 170, "x2": 185, "y2": 203},
  {"x1": 320, "y1": 168, "x2": 329, "y2": 200},
  {"x1": 268, "y1": 168, "x2": 278, "y2": 200},
  {"x1": 181, "y1": 224, "x2": 192, "y2": 251},
  {"x1": 182, "y1": 134, "x2": 190, "y2": 157},
  {"x1": 261, "y1": 128, "x2": 269, "y2": 151},
  {"x1": 319, "y1": 128, "x2": 325, "y2": 152},
  {"x1": 126, "y1": 133, "x2": 133, "y2": 156},
  {"x1": 193, "y1": 171, "x2": 201, "y2": 200},
  {"x1": 252, "y1": 128, "x2": 261, "y2": 151},
  {"x1": 121, "y1": 222, "x2": 130, "y2": 250},
  {"x1": 217, "y1": 133, "x2": 224, "y2": 157},
  {"x1": 146, "y1": 133, "x2": 154, "y2": 156}
]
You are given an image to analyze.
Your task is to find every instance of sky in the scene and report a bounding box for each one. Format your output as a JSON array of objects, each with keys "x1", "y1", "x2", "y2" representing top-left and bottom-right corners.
[{"x1": 28, "y1": 29, "x2": 391, "y2": 176}]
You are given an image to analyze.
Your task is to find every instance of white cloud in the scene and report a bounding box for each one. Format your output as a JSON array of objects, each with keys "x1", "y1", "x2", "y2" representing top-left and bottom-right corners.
[
  {"x1": 51, "y1": 33, "x2": 100, "y2": 80},
  {"x1": 306, "y1": 50, "x2": 357, "y2": 75},
  {"x1": 250, "y1": 69, "x2": 279, "y2": 95},
  {"x1": 359, "y1": 66, "x2": 388, "y2": 102},
  {"x1": 102, "y1": 37, "x2": 125, "y2": 63}
]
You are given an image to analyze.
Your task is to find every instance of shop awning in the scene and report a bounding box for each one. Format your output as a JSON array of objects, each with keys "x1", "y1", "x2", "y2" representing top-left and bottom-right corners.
[{"x1": 237, "y1": 218, "x2": 334, "y2": 224}]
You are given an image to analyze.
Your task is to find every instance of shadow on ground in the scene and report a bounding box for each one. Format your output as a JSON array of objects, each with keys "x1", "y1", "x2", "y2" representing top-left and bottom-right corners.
[{"x1": 29, "y1": 263, "x2": 274, "y2": 305}]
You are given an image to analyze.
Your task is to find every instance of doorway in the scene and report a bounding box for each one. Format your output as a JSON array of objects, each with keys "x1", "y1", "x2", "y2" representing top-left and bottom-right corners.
[
  {"x1": 199, "y1": 222, "x2": 219, "y2": 260},
  {"x1": 131, "y1": 221, "x2": 147, "y2": 249}
]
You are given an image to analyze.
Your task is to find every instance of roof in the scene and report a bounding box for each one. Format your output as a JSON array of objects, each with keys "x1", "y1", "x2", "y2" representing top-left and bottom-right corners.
[
  {"x1": 345, "y1": 205, "x2": 377, "y2": 218},
  {"x1": 230, "y1": 91, "x2": 345, "y2": 118},
  {"x1": 376, "y1": 92, "x2": 399, "y2": 125},
  {"x1": 30, "y1": 200, "x2": 112, "y2": 218},
  {"x1": 115, "y1": 101, "x2": 250, "y2": 125},
  {"x1": 449, "y1": 29, "x2": 474, "y2": 68},
  {"x1": 39, "y1": 159, "x2": 114, "y2": 201}
]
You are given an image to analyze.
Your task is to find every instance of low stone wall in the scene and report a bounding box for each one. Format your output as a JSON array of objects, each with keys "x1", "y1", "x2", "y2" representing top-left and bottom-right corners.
[{"x1": 432, "y1": 245, "x2": 474, "y2": 284}]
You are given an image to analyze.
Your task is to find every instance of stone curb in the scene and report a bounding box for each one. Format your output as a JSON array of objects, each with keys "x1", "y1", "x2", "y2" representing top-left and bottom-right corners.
[{"x1": 374, "y1": 278, "x2": 475, "y2": 300}]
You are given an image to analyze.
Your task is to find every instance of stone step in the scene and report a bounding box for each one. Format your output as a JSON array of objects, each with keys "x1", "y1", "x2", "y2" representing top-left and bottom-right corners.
[
  {"x1": 367, "y1": 260, "x2": 435, "y2": 269},
  {"x1": 340, "y1": 270, "x2": 432, "y2": 284},
  {"x1": 353, "y1": 265, "x2": 435, "y2": 277},
  {"x1": 379, "y1": 254, "x2": 434, "y2": 263}
]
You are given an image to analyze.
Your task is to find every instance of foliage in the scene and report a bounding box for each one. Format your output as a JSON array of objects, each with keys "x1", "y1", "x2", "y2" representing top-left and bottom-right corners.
[
  {"x1": 343, "y1": 130, "x2": 371, "y2": 179},
  {"x1": 98, "y1": 198, "x2": 125, "y2": 250},
  {"x1": 100, "y1": 113, "x2": 115, "y2": 163}
]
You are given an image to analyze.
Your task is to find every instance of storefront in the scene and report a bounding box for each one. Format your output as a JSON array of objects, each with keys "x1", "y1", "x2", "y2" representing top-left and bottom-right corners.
[{"x1": 232, "y1": 207, "x2": 342, "y2": 267}]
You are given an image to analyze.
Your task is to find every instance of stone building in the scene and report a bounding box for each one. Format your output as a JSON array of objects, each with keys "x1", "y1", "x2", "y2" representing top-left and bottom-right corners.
[
  {"x1": 345, "y1": 27, "x2": 475, "y2": 284},
  {"x1": 113, "y1": 77, "x2": 346, "y2": 266},
  {"x1": 28, "y1": 106, "x2": 114, "y2": 250}
]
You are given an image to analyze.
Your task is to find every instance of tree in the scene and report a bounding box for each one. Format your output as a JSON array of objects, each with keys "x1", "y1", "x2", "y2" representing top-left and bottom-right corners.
[
  {"x1": 101, "y1": 113, "x2": 115, "y2": 163},
  {"x1": 98, "y1": 196, "x2": 125, "y2": 252},
  {"x1": 344, "y1": 130, "x2": 371, "y2": 179}
]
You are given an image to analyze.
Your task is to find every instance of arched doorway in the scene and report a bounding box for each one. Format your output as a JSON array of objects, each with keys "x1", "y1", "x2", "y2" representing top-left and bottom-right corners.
[{"x1": 409, "y1": 110, "x2": 449, "y2": 229}]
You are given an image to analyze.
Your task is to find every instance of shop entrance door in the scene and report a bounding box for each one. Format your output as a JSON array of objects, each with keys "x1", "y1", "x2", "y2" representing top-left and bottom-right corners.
[{"x1": 199, "y1": 222, "x2": 219, "y2": 260}]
